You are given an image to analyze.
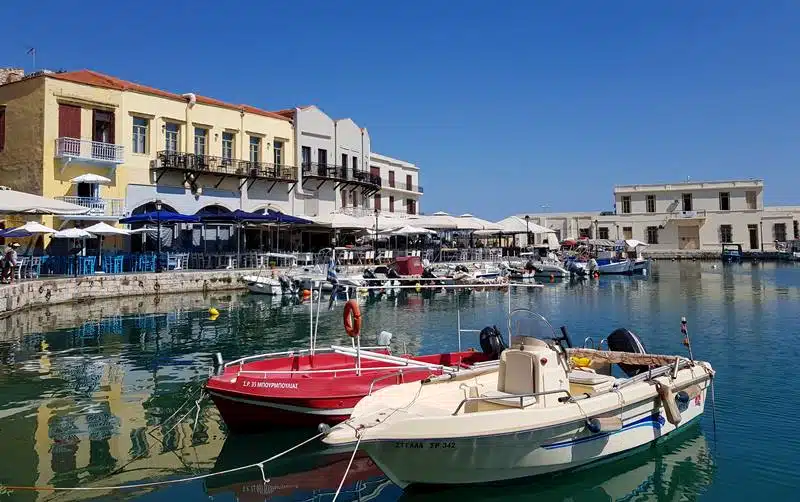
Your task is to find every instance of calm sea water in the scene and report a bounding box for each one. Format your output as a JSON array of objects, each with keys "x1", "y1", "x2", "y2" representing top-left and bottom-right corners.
[{"x1": 1, "y1": 261, "x2": 799, "y2": 501}]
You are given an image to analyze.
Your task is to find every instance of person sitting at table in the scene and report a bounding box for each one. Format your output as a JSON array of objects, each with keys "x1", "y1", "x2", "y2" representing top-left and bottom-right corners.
[{"x1": 1, "y1": 242, "x2": 20, "y2": 284}]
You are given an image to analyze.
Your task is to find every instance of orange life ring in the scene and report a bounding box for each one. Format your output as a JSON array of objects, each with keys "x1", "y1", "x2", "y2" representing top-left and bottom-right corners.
[{"x1": 343, "y1": 299, "x2": 362, "y2": 338}]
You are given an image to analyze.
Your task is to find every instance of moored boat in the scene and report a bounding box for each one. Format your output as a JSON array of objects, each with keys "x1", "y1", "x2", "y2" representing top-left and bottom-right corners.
[{"x1": 323, "y1": 311, "x2": 714, "y2": 489}]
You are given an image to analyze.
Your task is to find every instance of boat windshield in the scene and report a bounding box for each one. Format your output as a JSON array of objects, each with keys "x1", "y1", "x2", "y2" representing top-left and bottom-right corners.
[{"x1": 508, "y1": 309, "x2": 559, "y2": 342}]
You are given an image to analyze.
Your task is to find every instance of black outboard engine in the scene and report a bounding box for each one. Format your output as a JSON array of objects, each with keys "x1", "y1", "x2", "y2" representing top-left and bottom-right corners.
[
  {"x1": 421, "y1": 267, "x2": 439, "y2": 285},
  {"x1": 606, "y1": 328, "x2": 649, "y2": 377},
  {"x1": 479, "y1": 325, "x2": 507, "y2": 360},
  {"x1": 524, "y1": 260, "x2": 535, "y2": 272},
  {"x1": 455, "y1": 264, "x2": 469, "y2": 273}
]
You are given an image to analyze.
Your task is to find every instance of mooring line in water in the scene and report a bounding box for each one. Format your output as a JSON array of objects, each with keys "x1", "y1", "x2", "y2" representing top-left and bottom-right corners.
[
  {"x1": 331, "y1": 433, "x2": 363, "y2": 502},
  {"x1": 4, "y1": 431, "x2": 326, "y2": 493}
]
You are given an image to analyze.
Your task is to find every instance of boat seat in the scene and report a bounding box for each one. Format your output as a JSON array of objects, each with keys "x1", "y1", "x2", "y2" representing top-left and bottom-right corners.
[
  {"x1": 480, "y1": 389, "x2": 537, "y2": 408},
  {"x1": 482, "y1": 349, "x2": 538, "y2": 408},
  {"x1": 569, "y1": 370, "x2": 617, "y2": 394}
]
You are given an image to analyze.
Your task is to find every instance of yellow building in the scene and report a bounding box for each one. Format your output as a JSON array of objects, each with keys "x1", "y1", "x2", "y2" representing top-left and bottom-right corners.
[{"x1": 0, "y1": 69, "x2": 296, "y2": 248}]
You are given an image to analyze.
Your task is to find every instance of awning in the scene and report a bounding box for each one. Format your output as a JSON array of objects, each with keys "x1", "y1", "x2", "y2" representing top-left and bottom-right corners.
[
  {"x1": 455, "y1": 213, "x2": 502, "y2": 231},
  {"x1": 0, "y1": 187, "x2": 91, "y2": 215},
  {"x1": 267, "y1": 210, "x2": 313, "y2": 225},
  {"x1": 70, "y1": 174, "x2": 112, "y2": 185},
  {"x1": 384, "y1": 225, "x2": 437, "y2": 236},
  {"x1": 406, "y1": 213, "x2": 459, "y2": 229},
  {"x1": 119, "y1": 210, "x2": 200, "y2": 224},
  {"x1": 197, "y1": 209, "x2": 278, "y2": 223},
  {"x1": 314, "y1": 213, "x2": 369, "y2": 229}
]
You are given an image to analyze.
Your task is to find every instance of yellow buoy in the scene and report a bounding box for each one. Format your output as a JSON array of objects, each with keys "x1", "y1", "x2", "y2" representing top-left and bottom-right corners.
[
  {"x1": 571, "y1": 356, "x2": 591, "y2": 367},
  {"x1": 208, "y1": 307, "x2": 219, "y2": 316},
  {"x1": 415, "y1": 282, "x2": 422, "y2": 292},
  {"x1": 40, "y1": 340, "x2": 50, "y2": 351}
]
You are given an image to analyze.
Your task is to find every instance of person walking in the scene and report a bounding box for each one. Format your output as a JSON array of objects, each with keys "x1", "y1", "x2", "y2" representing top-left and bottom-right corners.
[{"x1": 1, "y1": 242, "x2": 20, "y2": 284}]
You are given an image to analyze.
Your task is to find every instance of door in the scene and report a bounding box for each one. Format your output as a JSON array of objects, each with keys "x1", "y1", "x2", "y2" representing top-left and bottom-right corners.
[
  {"x1": 678, "y1": 226, "x2": 700, "y2": 250},
  {"x1": 58, "y1": 104, "x2": 82, "y2": 156},
  {"x1": 406, "y1": 174, "x2": 412, "y2": 190},
  {"x1": 370, "y1": 166, "x2": 380, "y2": 184},
  {"x1": 92, "y1": 110, "x2": 115, "y2": 160},
  {"x1": 388, "y1": 171, "x2": 395, "y2": 188},
  {"x1": 748, "y1": 224, "x2": 759, "y2": 250}
]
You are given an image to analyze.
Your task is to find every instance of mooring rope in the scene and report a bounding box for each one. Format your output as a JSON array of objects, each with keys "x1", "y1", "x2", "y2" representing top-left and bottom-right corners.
[
  {"x1": 331, "y1": 432, "x2": 363, "y2": 502},
  {"x1": 4, "y1": 431, "x2": 325, "y2": 493}
]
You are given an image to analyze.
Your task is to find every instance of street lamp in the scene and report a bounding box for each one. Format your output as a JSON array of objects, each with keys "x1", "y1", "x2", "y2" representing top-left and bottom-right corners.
[
  {"x1": 374, "y1": 208, "x2": 379, "y2": 264},
  {"x1": 155, "y1": 199, "x2": 163, "y2": 273},
  {"x1": 593, "y1": 219, "x2": 598, "y2": 239},
  {"x1": 524, "y1": 215, "x2": 530, "y2": 250}
]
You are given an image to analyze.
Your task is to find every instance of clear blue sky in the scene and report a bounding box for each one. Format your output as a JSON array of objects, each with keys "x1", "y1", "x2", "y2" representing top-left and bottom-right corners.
[{"x1": 2, "y1": 1, "x2": 798, "y2": 219}]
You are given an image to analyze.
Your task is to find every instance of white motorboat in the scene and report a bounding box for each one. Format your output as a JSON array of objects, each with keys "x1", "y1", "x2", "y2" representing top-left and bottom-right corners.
[
  {"x1": 323, "y1": 311, "x2": 714, "y2": 489},
  {"x1": 243, "y1": 275, "x2": 283, "y2": 295}
]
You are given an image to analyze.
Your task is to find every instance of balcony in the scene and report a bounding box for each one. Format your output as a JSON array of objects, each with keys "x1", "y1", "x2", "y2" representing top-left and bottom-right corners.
[
  {"x1": 385, "y1": 179, "x2": 423, "y2": 193},
  {"x1": 301, "y1": 163, "x2": 381, "y2": 194},
  {"x1": 54, "y1": 196, "x2": 126, "y2": 218},
  {"x1": 152, "y1": 151, "x2": 298, "y2": 192},
  {"x1": 55, "y1": 138, "x2": 125, "y2": 165}
]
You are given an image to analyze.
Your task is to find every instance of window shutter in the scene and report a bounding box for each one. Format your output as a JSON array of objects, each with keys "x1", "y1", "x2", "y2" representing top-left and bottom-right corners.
[{"x1": 59, "y1": 104, "x2": 81, "y2": 138}]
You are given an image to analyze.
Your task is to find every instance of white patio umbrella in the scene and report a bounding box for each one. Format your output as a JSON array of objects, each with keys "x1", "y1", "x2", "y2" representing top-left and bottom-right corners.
[
  {"x1": 0, "y1": 187, "x2": 91, "y2": 215},
  {"x1": 3, "y1": 221, "x2": 57, "y2": 235},
  {"x1": 407, "y1": 212, "x2": 460, "y2": 229},
  {"x1": 52, "y1": 228, "x2": 95, "y2": 239},
  {"x1": 69, "y1": 173, "x2": 112, "y2": 185},
  {"x1": 84, "y1": 222, "x2": 131, "y2": 268}
]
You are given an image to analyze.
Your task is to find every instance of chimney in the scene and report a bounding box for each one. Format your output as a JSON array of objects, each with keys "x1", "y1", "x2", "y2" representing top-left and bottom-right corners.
[{"x1": 0, "y1": 68, "x2": 25, "y2": 86}]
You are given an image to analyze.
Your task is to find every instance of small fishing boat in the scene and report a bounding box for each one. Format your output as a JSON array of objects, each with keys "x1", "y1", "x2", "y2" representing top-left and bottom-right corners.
[
  {"x1": 242, "y1": 269, "x2": 295, "y2": 296},
  {"x1": 323, "y1": 311, "x2": 714, "y2": 489},
  {"x1": 205, "y1": 296, "x2": 503, "y2": 431},
  {"x1": 721, "y1": 243, "x2": 743, "y2": 264}
]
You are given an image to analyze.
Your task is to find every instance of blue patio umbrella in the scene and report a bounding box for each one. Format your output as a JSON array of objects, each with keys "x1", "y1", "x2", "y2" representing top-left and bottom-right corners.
[
  {"x1": 267, "y1": 209, "x2": 313, "y2": 225},
  {"x1": 197, "y1": 210, "x2": 282, "y2": 266}
]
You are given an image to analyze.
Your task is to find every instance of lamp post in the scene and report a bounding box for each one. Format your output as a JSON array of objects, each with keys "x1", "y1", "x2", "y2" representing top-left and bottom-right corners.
[
  {"x1": 155, "y1": 199, "x2": 163, "y2": 273},
  {"x1": 593, "y1": 219, "x2": 598, "y2": 239},
  {"x1": 524, "y1": 214, "x2": 530, "y2": 250},
  {"x1": 374, "y1": 208, "x2": 379, "y2": 263}
]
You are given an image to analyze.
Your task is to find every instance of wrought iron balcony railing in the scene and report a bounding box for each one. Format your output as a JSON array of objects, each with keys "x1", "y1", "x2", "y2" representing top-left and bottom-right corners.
[
  {"x1": 55, "y1": 138, "x2": 125, "y2": 164},
  {"x1": 54, "y1": 196, "x2": 126, "y2": 217},
  {"x1": 155, "y1": 151, "x2": 297, "y2": 182},
  {"x1": 301, "y1": 163, "x2": 381, "y2": 187}
]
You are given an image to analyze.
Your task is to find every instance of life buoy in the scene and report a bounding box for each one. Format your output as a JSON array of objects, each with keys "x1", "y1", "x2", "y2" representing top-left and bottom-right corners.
[{"x1": 343, "y1": 299, "x2": 362, "y2": 338}]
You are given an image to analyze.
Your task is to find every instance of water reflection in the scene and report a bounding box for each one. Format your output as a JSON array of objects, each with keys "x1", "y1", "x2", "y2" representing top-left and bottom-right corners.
[{"x1": 0, "y1": 261, "x2": 798, "y2": 501}]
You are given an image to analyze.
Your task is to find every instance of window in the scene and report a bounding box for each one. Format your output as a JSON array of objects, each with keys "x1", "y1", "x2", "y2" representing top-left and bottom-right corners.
[
  {"x1": 249, "y1": 136, "x2": 261, "y2": 163},
  {"x1": 58, "y1": 104, "x2": 81, "y2": 139},
  {"x1": 746, "y1": 191, "x2": 757, "y2": 210},
  {"x1": 774, "y1": 223, "x2": 787, "y2": 242},
  {"x1": 374, "y1": 194, "x2": 381, "y2": 211},
  {"x1": 794, "y1": 220, "x2": 799, "y2": 239},
  {"x1": 579, "y1": 228, "x2": 592, "y2": 239},
  {"x1": 388, "y1": 170, "x2": 395, "y2": 188},
  {"x1": 406, "y1": 174, "x2": 412, "y2": 191},
  {"x1": 0, "y1": 107, "x2": 5, "y2": 152},
  {"x1": 646, "y1": 195, "x2": 655, "y2": 213},
  {"x1": 682, "y1": 193, "x2": 693, "y2": 212},
  {"x1": 623, "y1": 227, "x2": 633, "y2": 239},
  {"x1": 621, "y1": 196, "x2": 631, "y2": 214},
  {"x1": 598, "y1": 227, "x2": 609, "y2": 240},
  {"x1": 222, "y1": 132, "x2": 234, "y2": 161},
  {"x1": 301, "y1": 146, "x2": 311, "y2": 167},
  {"x1": 273, "y1": 140, "x2": 283, "y2": 166},
  {"x1": 720, "y1": 225, "x2": 733, "y2": 244},
  {"x1": 165, "y1": 123, "x2": 180, "y2": 152},
  {"x1": 389, "y1": 195, "x2": 395, "y2": 212},
  {"x1": 318, "y1": 148, "x2": 327, "y2": 167},
  {"x1": 352, "y1": 156, "x2": 358, "y2": 172},
  {"x1": 341, "y1": 153, "x2": 348, "y2": 170},
  {"x1": 132, "y1": 117, "x2": 148, "y2": 154},
  {"x1": 719, "y1": 192, "x2": 730, "y2": 211},
  {"x1": 407, "y1": 199, "x2": 417, "y2": 215},
  {"x1": 193, "y1": 127, "x2": 207, "y2": 156},
  {"x1": 646, "y1": 226, "x2": 659, "y2": 245}
]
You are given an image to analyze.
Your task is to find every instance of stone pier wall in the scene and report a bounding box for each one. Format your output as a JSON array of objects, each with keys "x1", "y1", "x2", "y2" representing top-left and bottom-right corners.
[{"x1": 0, "y1": 269, "x2": 260, "y2": 317}]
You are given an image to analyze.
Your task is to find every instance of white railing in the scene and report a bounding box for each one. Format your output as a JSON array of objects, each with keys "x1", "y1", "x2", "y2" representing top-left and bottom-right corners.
[
  {"x1": 55, "y1": 138, "x2": 125, "y2": 164},
  {"x1": 54, "y1": 196, "x2": 125, "y2": 217},
  {"x1": 677, "y1": 210, "x2": 706, "y2": 218}
]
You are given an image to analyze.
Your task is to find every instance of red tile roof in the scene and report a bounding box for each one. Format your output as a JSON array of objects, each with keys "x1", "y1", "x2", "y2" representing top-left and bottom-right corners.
[{"x1": 49, "y1": 70, "x2": 291, "y2": 122}]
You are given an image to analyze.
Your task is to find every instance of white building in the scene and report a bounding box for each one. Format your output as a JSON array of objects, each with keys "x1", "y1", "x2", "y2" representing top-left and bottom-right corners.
[
  {"x1": 518, "y1": 179, "x2": 800, "y2": 252},
  {"x1": 369, "y1": 153, "x2": 422, "y2": 216}
]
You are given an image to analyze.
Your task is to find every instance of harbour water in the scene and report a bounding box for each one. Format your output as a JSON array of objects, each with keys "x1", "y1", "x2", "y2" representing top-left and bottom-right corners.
[{"x1": 1, "y1": 261, "x2": 799, "y2": 500}]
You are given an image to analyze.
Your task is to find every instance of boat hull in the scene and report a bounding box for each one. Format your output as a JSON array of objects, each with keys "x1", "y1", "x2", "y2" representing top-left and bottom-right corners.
[
  {"x1": 206, "y1": 350, "x2": 492, "y2": 432},
  {"x1": 360, "y1": 388, "x2": 707, "y2": 488},
  {"x1": 246, "y1": 282, "x2": 282, "y2": 295},
  {"x1": 597, "y1": 260, "x2": 634, "y2": 275},
  {"x1": 632, "y1": 259, "x2": 650, "y2": 274}
]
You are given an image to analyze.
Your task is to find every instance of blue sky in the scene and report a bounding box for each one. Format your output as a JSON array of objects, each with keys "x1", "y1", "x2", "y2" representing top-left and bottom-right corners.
[{"x1": 2, "y1": 1, "x2": 799, "y2": 219}]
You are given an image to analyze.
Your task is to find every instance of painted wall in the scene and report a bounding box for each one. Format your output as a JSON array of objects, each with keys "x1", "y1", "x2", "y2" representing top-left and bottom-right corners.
[{"x1": 0, "y1": 77, "x2": 46, "y2": 195}]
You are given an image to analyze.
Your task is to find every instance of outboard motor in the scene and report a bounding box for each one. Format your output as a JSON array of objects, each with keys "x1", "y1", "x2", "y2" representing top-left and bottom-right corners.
[
  {"x1": 606, "y1": 328, "x2": 649, "y2": 377},
  {"x1": 524, "y1": 260, "x2": 535, "y2": 272},
  {"x1": 455, "y1": 264, "x2": 469, "y2": 273},
  {"x1": 479, "y1": 325, "x2": 507, "y2": 360}
]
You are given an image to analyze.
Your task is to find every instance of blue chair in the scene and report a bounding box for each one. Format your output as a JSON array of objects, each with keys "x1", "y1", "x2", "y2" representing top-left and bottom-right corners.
[
  {"x1": 81, "y1": 256, "x2": 96, "y2": 275},
  {"x1": 113, "y1": 255, "x2": 124, "y2": 274}
]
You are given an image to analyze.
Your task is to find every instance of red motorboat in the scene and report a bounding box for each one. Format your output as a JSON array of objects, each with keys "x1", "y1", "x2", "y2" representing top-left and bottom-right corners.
[{"x1": 206, "y1": 300, "x2": 503, "y2": 432}]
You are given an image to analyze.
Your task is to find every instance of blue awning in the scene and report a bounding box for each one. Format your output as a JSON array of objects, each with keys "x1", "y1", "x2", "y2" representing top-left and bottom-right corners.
[
  {"x1": 119, "y1": 210, "x2": 200, "y2": 224},
  {"x1": 267, "y1": 209, "x2": 313, "y2": 225},
  {"x1": 197, "y1": 209, "x2": 279, "y2": 223}
]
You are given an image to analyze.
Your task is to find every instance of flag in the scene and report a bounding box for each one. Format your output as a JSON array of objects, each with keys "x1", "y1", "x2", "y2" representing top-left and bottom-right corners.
[{"x1": 26, "y1": 47, "x2": 35, "y2": 55}]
